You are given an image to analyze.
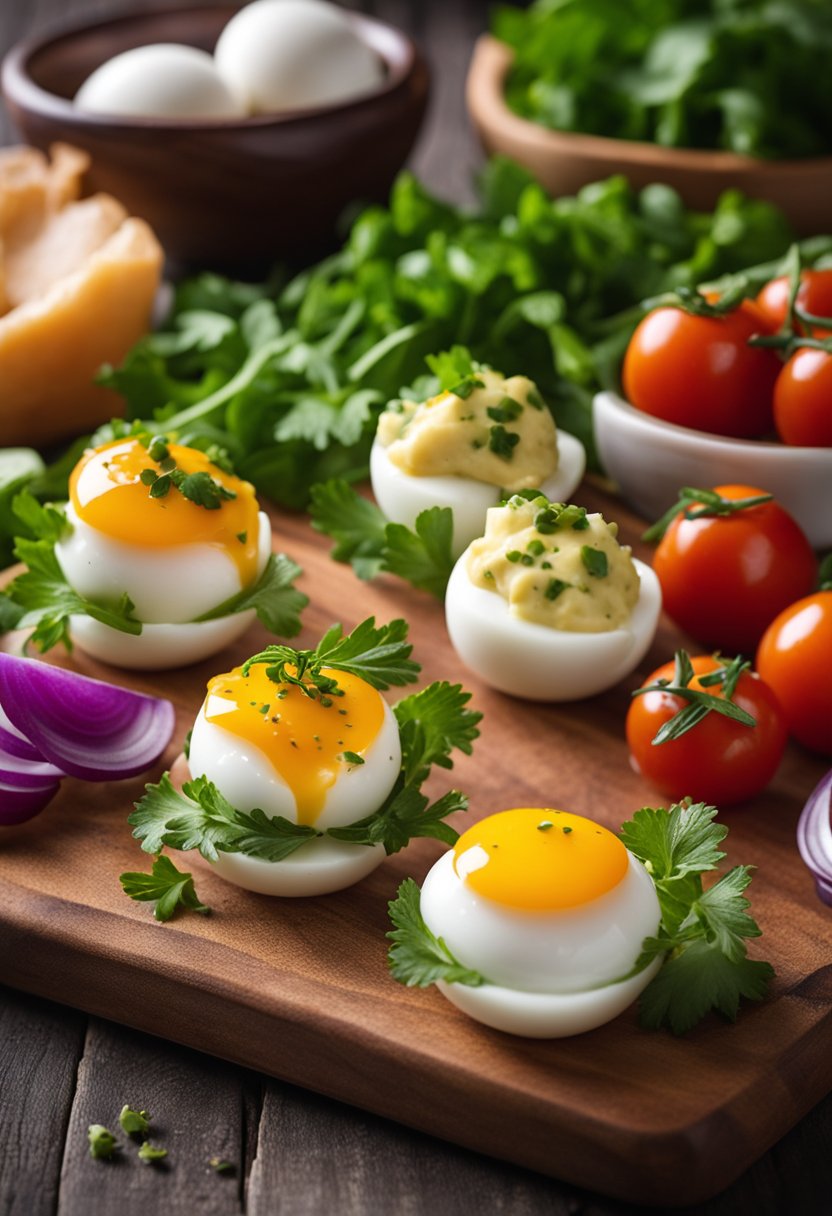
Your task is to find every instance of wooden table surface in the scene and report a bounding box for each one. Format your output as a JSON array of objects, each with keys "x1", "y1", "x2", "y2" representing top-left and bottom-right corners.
[{"x1": 1, "y1": 2, "x2": 831, "y2": 1214}]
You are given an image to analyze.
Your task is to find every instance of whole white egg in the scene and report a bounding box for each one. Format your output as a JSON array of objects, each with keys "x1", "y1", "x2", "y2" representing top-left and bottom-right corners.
[
  {"x1": 54, "y1": 437, "x2": 274, "y2": 669},
  {"x1": 214, "y1": 0, "x2": 385, "y2": 115},
  {"x1": 187, "y1": 660, "x2": 402, "y2": 896},
  {"x1": 75, "y1": 44, "x2": 245, "y2": 119},
  {"x1": 416, "y1": 807, "x2": 663, "y2": 1037},
  {"x1": 370, "y1": 429, "x2": 586, "y2": 558}
]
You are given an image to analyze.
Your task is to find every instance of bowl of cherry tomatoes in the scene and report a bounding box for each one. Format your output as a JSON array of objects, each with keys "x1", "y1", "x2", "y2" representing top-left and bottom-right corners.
[{"x1": 594, "y1": 265, "x2": 832, "y2": 548}]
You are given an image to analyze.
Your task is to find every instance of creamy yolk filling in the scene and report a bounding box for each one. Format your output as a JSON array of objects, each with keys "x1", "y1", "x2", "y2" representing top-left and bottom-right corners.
[
  {"x1": 203, "y1": 664, "x2": 385, "y2": 826},
  {"x1": 69, "y1": 438, "x2": 260, "y2": 585},
  {"x1": 453, "y1": 808, "x2": 628, "y2": 910}
]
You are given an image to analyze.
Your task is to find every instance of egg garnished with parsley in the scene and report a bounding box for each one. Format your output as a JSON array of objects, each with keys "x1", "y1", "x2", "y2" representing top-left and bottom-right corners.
[
  {"x1": 409, "y1": 808, "x2": 662, "y2": 1037},
  {"x1": 444, "y1": 494, "x2": 661, "y2": 700},
  {"x1": 55, "y1": 436, "x2": 272, "y2": 668},
  {"x1": 370, "y1": 369, "x2": 585, "y2": 557},
  {"x1": 188, "y1": 659, "x2": 401, "y2": 895}
]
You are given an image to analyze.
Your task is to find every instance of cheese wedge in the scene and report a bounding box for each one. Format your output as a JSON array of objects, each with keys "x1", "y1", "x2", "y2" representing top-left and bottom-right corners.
[{"x1": 0, "y1": 144, "x2": 162, "y2": 446}]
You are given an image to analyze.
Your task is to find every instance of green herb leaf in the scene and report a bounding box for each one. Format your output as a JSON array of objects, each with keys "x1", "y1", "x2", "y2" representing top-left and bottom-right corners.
[
  {"x1": 119, "y1": 1106, "x2": 151, "y2": 1137},
  {"x1": 488, "y1": 424, "x2": 520, "y2": 460},
  {"x1": 119, "y1": 854, "x2": 211, "y2": 922},
  {"x1": 387, "y1": 878, "x2": 485, "y2": 987},
  {"x1": 580, "y1": 546, "x2": 608, "y2": 578},
  {"x1": 137, "y1": 1142, "x2": 168, "y2": 1165},
  {"x1": 11, "y1": 490, "x2": 70, "y2": 543},
  {"x1": 632, "y1": 651, "x2": 756, "y2": 744},
  {"x1": 88, "y1": 1125, "x2": 119, "y2": 1160},
  {"x1": 194, "y1": 552, "x2": 308, "y2": 638},
  {"x1": 393, "y1": 681, "x2": 482, "y2": 786}
]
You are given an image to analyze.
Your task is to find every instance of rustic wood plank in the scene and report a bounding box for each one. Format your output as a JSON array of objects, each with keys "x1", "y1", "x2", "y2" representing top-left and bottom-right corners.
[
  {"x1": 56, "y1": 1019, "x2": 251, "y2": 1216},
  {"x1": 0, "y1": 986, "x2": 86, "y2": 1216},
  {"x1": 247, "y1": 1079, "x2": 574, "y2": 1216}
]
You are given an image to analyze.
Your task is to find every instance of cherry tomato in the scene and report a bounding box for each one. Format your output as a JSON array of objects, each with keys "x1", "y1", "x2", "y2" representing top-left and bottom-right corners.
[
  {"x1": 622, "y1": 303, "x2": 780, "y2": 438},
  {"x1": 755, "y1": 269, "x2": 832, "y2": 336},
  {"x1": 626, "y1": 655, "x2": 787, "y2": 806},
  {"x1": 756, "y1": 591, "x2": 832, "y2": 755},
  {"x1": 773, "y1": 347, "x2": 832, "y2": 447},
  {"x1": 652, "y1": 484, "x2": 817, "y2": 653}
]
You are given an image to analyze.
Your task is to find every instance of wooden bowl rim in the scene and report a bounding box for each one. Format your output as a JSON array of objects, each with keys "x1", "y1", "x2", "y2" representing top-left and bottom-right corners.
[
  {"x1": 466, "y1": 33, "x2": 832, "y2": 177},
  {"x1": 1, "y1": 2, "x2": 426, "y2": 133}
]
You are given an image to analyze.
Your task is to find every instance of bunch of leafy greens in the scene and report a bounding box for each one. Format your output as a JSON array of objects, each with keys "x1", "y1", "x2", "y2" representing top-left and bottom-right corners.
[
  {"x1": 388, "y1": 801, "x2": 773, "y2": 1034},
  {"x1": 494, "y1": 0, "x2": 832, "y2": 158},
  {"x1": 128, "y1": 618, "x2": 481, "y2": 867}
]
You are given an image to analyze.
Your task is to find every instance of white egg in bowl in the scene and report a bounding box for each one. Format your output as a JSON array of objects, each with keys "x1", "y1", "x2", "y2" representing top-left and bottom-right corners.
[
  {"x1": 370, "y1": 368, "x2": 585, "y2": 557},
  {"x1": 444, "y1": 493, "x2": 661, "y2": 700},
  {"x1": 49, "y1": 435, "x2": 284, "y2": 669},
  {"x1": 389, "y1": 807, "x2": 662, "y2": 1038}
]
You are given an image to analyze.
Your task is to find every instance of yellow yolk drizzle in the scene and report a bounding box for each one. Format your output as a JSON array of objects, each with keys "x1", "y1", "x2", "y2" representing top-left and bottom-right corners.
[
  {"x1": 453, "y1": 808, "x2": 628, "y2": 911},
  {"x1": 69, "y1": 438, "x2": 261, "y2": 585},
  {"x1": 203, "y1": 664, "x2": 385, "y2": 826}
]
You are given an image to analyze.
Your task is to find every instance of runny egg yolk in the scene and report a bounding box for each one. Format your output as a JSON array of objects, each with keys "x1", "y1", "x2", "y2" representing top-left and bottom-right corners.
[
  {"x1": 453, "y1": 808, "x2": 628, "y2": 911},
  {"x1": 203, "y1": 664, "x2": 386, "y2": 826},
  {"x1": 69, "y1": 438, "x2": 261, "y2": 585}
]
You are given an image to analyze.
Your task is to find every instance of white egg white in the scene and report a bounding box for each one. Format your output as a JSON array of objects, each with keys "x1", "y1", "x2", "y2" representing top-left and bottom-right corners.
[
  {"x1": 370, "y1": 430, "x2": 586, "y2": 558},
  {"x1": 214, "y1": 0, "x2": 385, "y2": 115},
  {"x1": 57, "y1": 509, "x2": 272, "y2": 670},
  {"x1": 420, "y1": 849, "x2": 662, "y2": 1038},
  {"x1": 444, "y1": 554, "x2": 661, "y2": 701},
  {"x1": 75, "y1": 44, "x2": 245, "y2": 119},
  {"x1": 186, "y1": 693, "x2": 402, "y2": 897}
]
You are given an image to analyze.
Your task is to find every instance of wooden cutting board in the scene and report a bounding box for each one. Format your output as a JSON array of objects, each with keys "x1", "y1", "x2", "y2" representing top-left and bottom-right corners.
[{"x1": 1, "y1": 484, "x2": 830, "y2": 1207}]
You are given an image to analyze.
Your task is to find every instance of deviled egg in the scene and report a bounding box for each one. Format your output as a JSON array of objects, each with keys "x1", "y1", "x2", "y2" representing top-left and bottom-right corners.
[
  {"x1": 54, "y1": 435, "x2": 276, "y2": 668},
  {"x1": 444, "y1": 494, "x2": 661, "y2": 700},
  {"x1": 389, "y1": 807, "x2": 662, "y2": 1038},
  {"x1": 370, "y1": 369, "x2": 585, "y2": 556}
]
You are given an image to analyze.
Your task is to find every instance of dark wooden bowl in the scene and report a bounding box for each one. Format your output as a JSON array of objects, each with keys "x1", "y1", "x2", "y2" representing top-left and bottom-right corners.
[{"x1": 1, "y1": 4, "x2": 429, "y2": 272}]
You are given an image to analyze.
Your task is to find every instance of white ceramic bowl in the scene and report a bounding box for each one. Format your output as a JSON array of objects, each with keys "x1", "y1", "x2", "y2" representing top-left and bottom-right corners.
[{"x1": 593, "y1": 390, "x2": 832, "y2": 549}]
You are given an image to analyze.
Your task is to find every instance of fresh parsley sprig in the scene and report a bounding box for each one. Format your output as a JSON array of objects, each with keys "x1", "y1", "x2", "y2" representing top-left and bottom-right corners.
[
  {"x1": 119, "y1": 854, "x2": 211, "y2": 922},
  {"x1": 241, "y1": 616, "x2": 419, "y2": 702},
  {"x1": 621, "y1": 801, "x2": 773, "y2": 1034},
  {"x1": 128, "y1": 648, "x2": 480, "y2": 867},
  {"x1": 632, "y1": 650, "x2": 756, "y2": 744},
  {"x1": 387, "y1": 800, "x2": 773, "y2": 1034},
  {"x1": 309, "y1": 479, "x2": 455, "y2": 600}
]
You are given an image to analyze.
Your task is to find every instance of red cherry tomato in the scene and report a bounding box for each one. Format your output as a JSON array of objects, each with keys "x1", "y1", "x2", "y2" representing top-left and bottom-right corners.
[
  {"x1": 622, "y1": 303, "x2": 780, "y2": 438},
  {"x1": 652, "y1": 484, "x2": 817, "y2": 652},
  {"x1": 626, "y1": 655, "x2": 787, "y2": 806},
  {"x1": 756, "y1": 591, "x2": 832, "y2": 755},
  {"x1": 756, "y1": 269, "x2": 832, "y2": 336},
  {"x1": 773, "y1": 347, "x2": 832, "y2": 447}
]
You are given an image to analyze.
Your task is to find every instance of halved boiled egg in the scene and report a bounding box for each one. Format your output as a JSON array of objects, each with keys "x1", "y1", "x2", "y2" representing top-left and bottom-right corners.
[
  {"x1": 55, "y1": 437, "x2": 272, "y2": 668},
  {"x1": 445, "y1": 494, "x2": 661, "y2": 700},
  {"x1": 370, "y1": 370, "x2": 585, "y2": 556},
  {"x1": 418, "y1": 807, "x2": 662, "y2": 1037},
  {"x1": 188, "y1": 659, "x2": 401, "y2": 895}
]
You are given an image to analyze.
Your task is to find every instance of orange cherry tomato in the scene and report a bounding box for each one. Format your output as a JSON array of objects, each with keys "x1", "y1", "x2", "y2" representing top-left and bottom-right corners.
[
  {"x1": 652, "y1": 484, "x2": 817, "y2": 652},
  {"x1": 755, "y1": 269, "x2": 832, "y2": 336},
  {"x1": 626, "y1": 655, "x2": 787, "y2": 806},
  {"x1": 756, "y1": 591, "x2": 832, "y2": 755},
  {"x1": 622, "y1": 303, "x2": 780, "y2": 438},
  {"x1": 773, "y1": 348, "x2": 832, "y2": 447}
]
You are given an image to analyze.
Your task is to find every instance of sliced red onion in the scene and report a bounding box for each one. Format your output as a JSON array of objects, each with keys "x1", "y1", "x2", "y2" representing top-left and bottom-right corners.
[
  {"x1": 0, "y1": 744, "x2": 64, "y2": 788},
  {"x1": 0, "y1": 654, "x2": 175, "y2": 781},
  {"x1": 0, "y1": 704, "x2": 44, "y2": 762},
  {"x1": 0, "y1": 779, "x2": 61, "y2": 825},
  {"x1": 797, "y1": 769, "x2": 832, "y2": 906}
]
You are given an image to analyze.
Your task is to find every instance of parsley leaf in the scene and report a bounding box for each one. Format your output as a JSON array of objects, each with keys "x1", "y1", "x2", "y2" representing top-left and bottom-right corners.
[
  {"x1": 174, "y1": 470, "x2": 236, "y2": 510},
  {"x1": 194, "y1": 553, "x2": 308, "y2": 637},
  {"x1": 119, "y1": 854, "x2": 211, "y2": 922},
  {"x1": 619, "y1": 801, "x2": 773, "y2": 1033},
  {"x1": 393, "y1": 682, "x2": 482, "y2": 784},
  {"x1": 387, "y1": 878, "x2": 485, "y2": 987},
  {"x1": 310, "y1": 479, "x2": 455, "y2": 599},
  {"x1": 11, "y1": 490, "x2": 70, "y2": 543}
]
